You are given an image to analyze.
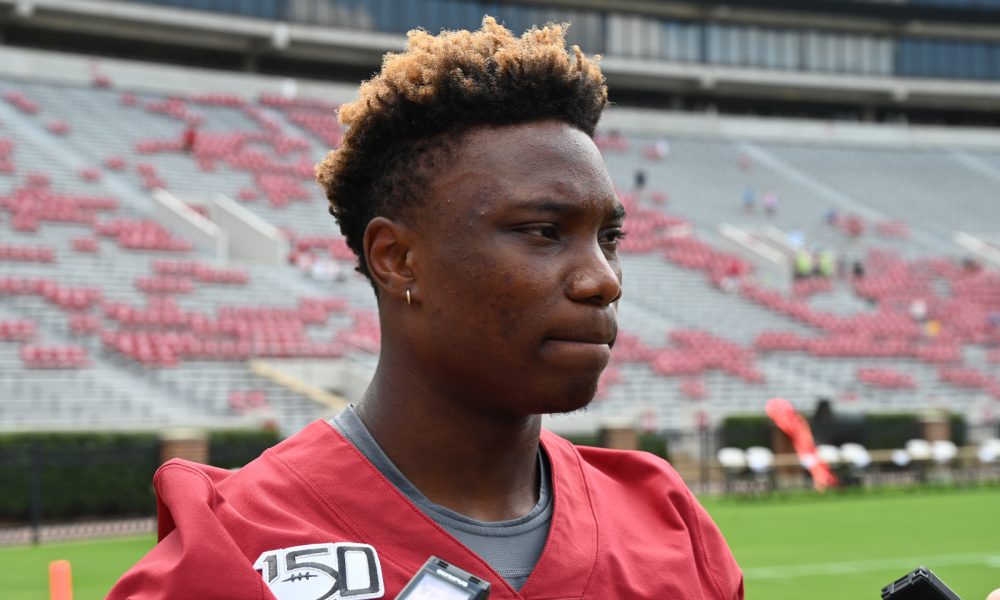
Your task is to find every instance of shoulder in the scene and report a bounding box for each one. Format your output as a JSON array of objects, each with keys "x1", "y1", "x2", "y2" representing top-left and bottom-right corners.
[
  {"x1": 154, "y1": 421, "x2": 337, "y2": 507},
  {"x1": 541, "y1": 429, "x2": 689, "y2": 497},
  {"x1": 541, "y1": 430, "x2": 744, "y2": 599},
  {"x1": 162, "y1": 420, "x2": 340, "y2": 486},
  {"x1": 153, "y1": 421, "x2": 339, "y2": 539},
  {"x1": 109, "y1": 422, "x2": 347, "y2": 600},
  {"x1": 541, "y1": 430, "x2": 704, "y2": 534}
]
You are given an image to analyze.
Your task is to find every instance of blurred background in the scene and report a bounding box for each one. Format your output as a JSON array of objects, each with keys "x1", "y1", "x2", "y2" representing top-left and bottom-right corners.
[{"x1": 0, "y1": 0, "x2": 999, "y2": 598}]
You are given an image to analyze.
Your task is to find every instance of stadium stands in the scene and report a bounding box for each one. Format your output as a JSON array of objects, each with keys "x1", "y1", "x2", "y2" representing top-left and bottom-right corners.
[{"x1": 1, "y1": 67, "x2": 998, "y2": 438}]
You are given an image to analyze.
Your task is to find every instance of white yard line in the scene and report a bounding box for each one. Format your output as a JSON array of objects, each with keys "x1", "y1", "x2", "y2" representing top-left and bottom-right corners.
[{"x1": 744, "y1": 552, "x2": 1000, "y2": 579}]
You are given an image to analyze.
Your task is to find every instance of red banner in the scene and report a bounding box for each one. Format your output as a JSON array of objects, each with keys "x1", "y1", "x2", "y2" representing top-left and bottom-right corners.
[{"x1": 765, "y1": 397, "x2": 838, "y2": 491}]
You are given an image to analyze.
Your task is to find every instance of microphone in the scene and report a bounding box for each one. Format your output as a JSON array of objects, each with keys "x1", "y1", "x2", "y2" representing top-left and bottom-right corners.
[{"x1": 396, "y1": 556, "x2": 491, "y2": 600}]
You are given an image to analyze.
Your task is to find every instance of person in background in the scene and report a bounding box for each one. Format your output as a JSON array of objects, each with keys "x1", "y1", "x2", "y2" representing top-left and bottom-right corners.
[
  {"x1": 794, "y1": 249, "x2": 814, "y2": 280},
  {"x1": 633, "y1": 167, "x2": 647, "y2": 198},
  {"x1": 654, "y1": 139, "x2": 670, "y2": 159},
  {"x1": 742, "y1": 186, "x2": 755, "y2": 213},
  {"x1": 825, "y1": 206, "x2": 839, "y2": 226},
  {"x1": 816, "y1": 249, "x2": 836, "y2": 279},
  {"x1": 181, "y1": 124, "x2": 197, "y2": 153},
  {"x1": 762, "y1": 190, "x2": 777, "y2": 217}
]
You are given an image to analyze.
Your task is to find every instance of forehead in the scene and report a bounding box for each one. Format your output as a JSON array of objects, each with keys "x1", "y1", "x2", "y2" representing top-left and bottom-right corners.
[{"x1": 429, "y1": 121, "x2": 617, "y2": 217}]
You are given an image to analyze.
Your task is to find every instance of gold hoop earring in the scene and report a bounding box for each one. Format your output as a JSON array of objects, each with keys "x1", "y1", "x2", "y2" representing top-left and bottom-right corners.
[{"x1": 406, "y1": 289, "x2": 412, "y2": 305}]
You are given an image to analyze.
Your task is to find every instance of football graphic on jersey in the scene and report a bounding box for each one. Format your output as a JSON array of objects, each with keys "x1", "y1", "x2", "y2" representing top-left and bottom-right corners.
[{"x1": 254, "y1": 542, "x2": 384, "y2": 600}]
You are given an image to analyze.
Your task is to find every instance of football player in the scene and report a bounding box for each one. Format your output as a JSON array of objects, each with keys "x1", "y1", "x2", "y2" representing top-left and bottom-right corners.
[{"x1": 111, "y1": 17, "x2": 744, "y2": 600}]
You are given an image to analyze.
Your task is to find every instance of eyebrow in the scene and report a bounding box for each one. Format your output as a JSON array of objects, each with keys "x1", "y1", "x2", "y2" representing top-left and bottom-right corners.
[{"x1": 511, "y1": 199, "x2": 627, "y2": 221}]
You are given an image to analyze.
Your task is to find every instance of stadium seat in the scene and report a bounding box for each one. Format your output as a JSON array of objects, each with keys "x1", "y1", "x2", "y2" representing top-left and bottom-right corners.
[{"x1": 0, "y1": 319, "x2": 37, "y2": 341}]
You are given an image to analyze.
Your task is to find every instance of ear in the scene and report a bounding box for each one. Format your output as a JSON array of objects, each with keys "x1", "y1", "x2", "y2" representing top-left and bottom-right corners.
[{"x1": 363, "y1": 216, "x2": 416, "y2": 303}]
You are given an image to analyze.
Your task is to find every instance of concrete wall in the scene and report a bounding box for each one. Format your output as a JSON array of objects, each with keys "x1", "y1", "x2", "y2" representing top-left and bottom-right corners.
[
  {"x1": 209, "y1": 194, "x2": 288, "y2": 267},
  {"x1": 599, "y1": 105, "x2": 1000, "y2": 150},
  {"x1": 254, "y1": 358, "x2": 374, "y2": 406},
  {"x1": 0, "y1": 44, "x2": 359, "y2": 102},
  {"x1": 5, "y1": 44, "x2": 1000, "y2": 151},
  {"x1": 152, "y1": 189, "x2": 227, "y2": 260},
  {"x1": 954, "y1": 232, "x2": 1000, "y2": 268}
]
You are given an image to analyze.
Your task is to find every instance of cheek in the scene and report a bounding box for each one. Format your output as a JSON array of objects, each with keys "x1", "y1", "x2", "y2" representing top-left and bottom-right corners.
[
  {"x1": 426, "y1": 216, "x2": 566, "y2": 339},
  {"x1": 453, "y1": 256, "x2": 549, "y2": 344},
  {"x1": 486, "y1": 284, "x2": 529, "y2": 343},
  {"x1": 468, "y1": 267, "x2": 525, "y2": 338}
]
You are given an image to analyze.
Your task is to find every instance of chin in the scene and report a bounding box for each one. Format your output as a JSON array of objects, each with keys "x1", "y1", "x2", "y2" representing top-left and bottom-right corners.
[{"x1": 539, "y1": 375, "x2": 599, "y2": 415}]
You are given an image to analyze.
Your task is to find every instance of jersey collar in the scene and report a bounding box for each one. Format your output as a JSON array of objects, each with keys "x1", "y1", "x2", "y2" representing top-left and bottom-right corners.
[{"x1": 276, "y1": 421, "x2": 599, "y2": 600}]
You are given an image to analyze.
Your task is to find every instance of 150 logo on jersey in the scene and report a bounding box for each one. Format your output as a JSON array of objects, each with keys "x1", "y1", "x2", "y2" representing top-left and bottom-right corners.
[{"x1": 254, "y1": 542, "x2": 384, "y2": 600}]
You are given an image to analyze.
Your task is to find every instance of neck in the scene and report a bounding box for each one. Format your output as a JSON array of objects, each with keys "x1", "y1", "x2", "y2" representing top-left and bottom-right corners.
[{"x1": 356, "y1": 358, "x2": 543, "y2": 522}]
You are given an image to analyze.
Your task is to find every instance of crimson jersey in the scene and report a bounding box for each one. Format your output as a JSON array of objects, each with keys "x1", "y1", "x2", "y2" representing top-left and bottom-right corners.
[{"x1": 109, "y1": 421, "x2": 744, "y2": 600}]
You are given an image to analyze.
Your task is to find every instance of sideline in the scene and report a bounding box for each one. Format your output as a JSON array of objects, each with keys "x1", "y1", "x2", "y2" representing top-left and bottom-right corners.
[
  {"x1": 0, "y1": 518, "x2": 155, "y2": 548},
  {"x1": 0, "y1": 534, "x2": 154, "y2": 553},
  {"x1": 744, "y1": 552, "x2": 1000, "y2": 580}
]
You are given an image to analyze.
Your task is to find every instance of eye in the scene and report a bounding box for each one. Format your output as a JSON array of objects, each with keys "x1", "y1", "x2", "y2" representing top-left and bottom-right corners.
[
  {"x1": 518, "y1": 224, "x2": 560, "y2": 241},
  {"x1": 600, "y1": 228, "x2": 627, "y2": 249}
]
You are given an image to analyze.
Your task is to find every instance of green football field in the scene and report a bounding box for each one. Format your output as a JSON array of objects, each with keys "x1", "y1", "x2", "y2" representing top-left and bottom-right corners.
[
  {"x1": 701, "y1": 486, "x2": 1000, "y2": 600},
  {"x1": 1, "y1": 486, "x2": 998, "y2": 599}
]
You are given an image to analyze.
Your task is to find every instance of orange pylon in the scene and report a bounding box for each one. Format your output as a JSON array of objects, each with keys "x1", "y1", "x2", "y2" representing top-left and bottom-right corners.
[{"x1": 49, "y1": 560, "x2": 73, "y2": 600}]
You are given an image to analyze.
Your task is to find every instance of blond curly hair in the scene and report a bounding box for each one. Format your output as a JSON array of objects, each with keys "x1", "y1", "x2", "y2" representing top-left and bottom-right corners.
[{"x1": 316, "y1": 16, "x2": 607, "y2": 283}]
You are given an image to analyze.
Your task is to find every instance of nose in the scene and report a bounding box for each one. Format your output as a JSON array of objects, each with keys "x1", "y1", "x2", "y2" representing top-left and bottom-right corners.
[{"x1": 565, "y1": 242, "x2": 623, "y2": 306}]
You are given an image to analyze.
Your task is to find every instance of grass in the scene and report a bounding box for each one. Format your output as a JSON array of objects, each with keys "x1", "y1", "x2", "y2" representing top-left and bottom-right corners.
[
  {"x1": 701, "y1": 485, "x2": 1000, "y2": 599},
  {"x1": 1, "y1": 486, "x2": 998, "y2": 599},
  {"x1": 0, "y1": 535, "x2": 153, "y2": 600}
]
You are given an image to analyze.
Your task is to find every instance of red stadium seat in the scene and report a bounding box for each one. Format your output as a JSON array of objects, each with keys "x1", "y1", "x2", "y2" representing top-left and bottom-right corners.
[{"x1": 20, "y1": 344, "x2": 89, "y2": 369}]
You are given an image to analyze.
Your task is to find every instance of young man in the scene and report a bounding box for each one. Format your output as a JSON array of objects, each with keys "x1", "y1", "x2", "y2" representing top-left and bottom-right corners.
[{"x1": 110, "y1": 18, "x2": 744, "y2": 599}]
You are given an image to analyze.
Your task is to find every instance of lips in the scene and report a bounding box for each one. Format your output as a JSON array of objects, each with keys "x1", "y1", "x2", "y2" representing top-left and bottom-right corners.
[
  {"x1": 545, "y1": 319, "x2": 618, "y2": 346},
  {"x1": 545, "y1": 334, "x2": 615, "y2": 347},
  {"x1": 544, "y1": 323, "x2": 617, "y2": 348},
  {"x1": 540, "y1": 337, "x2": 613, "y2": 371}
]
